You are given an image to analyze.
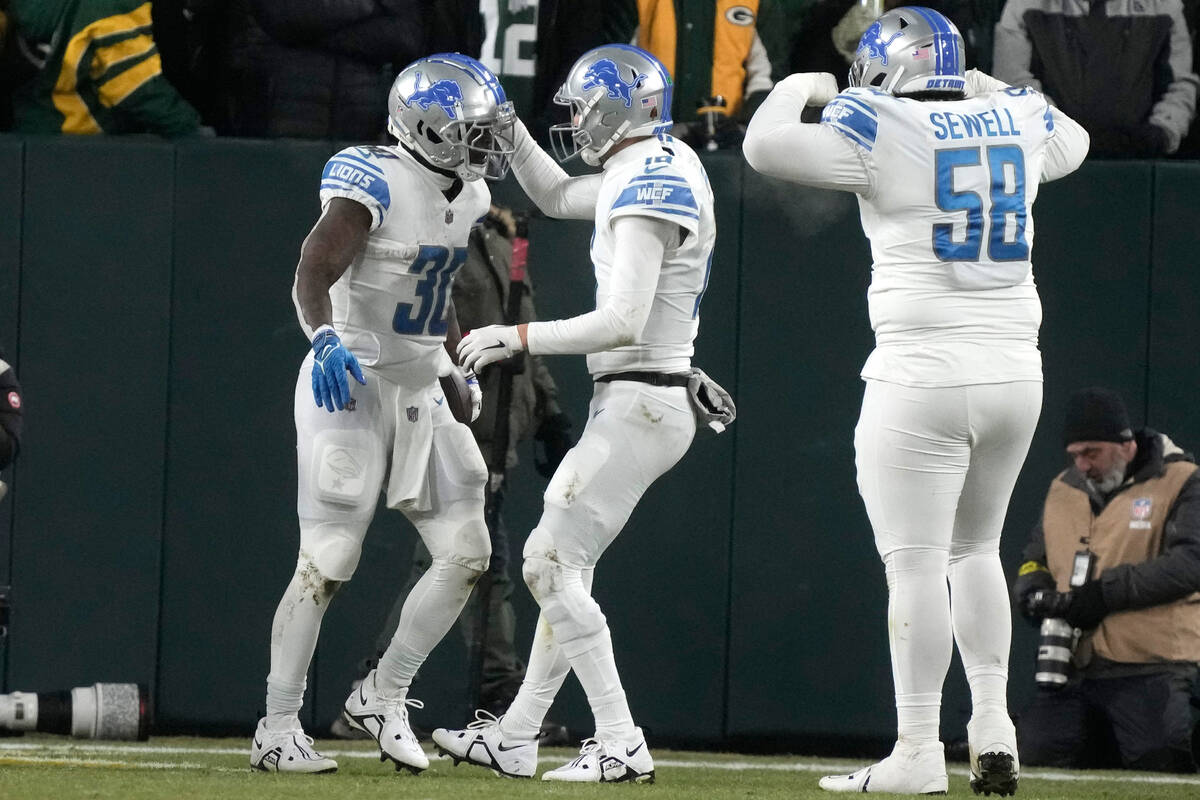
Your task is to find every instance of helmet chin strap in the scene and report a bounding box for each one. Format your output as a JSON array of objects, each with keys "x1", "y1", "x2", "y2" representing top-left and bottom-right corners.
[
  {"x1": 582, "y1": 119, "x2": 632, "y2": 166},
  {"x1": 399, "y1": 141, "x2": 462, "y2": 182}
]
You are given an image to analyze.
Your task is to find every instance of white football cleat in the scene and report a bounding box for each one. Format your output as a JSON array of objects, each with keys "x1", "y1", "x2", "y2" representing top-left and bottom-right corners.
[
  {"x1": 432, "y1": 709, "x2": 538, "y2": 778},
  {"x1": 542, "y1": 728, "x2": 655, "y2": 783},
  {"x1": 967, "y1": 713, "x2": 1020, "y2": 796},
  {"x1": 819, "y1": 740, "x2": 947, "y2": 794},
  {"x1": 342, "y1": 669, "x2": 429, "y2": 774},
  {"x1": 249, "y1": 717, "x2": 337, "y2": 774}
]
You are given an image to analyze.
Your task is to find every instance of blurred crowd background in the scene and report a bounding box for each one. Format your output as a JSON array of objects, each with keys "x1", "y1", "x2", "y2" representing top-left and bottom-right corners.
[{"x1": 0, "y1": 0, "x2": 1195, "y2": 158}]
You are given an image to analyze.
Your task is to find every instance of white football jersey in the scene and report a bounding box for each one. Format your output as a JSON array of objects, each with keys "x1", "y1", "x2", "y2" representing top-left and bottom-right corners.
[
  {"x1": 296, "y1": 145, "x2": 490, "y2": 377},
  {"x1": 820, "y1": 86, "x2": 1060, "y2": 386},
  {"x1": 587, "y1": 134, "x2": 716, "y2": 375}
]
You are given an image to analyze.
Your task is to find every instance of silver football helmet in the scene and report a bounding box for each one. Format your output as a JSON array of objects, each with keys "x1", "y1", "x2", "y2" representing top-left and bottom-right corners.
[
  {"x1": 387, "y1": 53, "x2": 516, "y2": 181},
  {"x1": 549, "y1": 44, "x2": 673, "y2": 166},
  {"x1": 848, "y1": 6, "x2": 966, "y2": 97}
]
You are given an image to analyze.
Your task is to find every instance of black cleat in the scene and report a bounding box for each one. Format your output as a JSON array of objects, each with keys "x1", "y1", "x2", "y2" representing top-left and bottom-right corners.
[{"x1": 970, "y1": 752, "x2": 1019, "y2": 796}]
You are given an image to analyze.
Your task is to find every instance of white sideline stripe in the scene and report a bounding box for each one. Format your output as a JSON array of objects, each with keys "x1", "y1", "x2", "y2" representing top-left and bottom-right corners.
[
  {"x1": 0, "y1": 754, "x2": 241, "y2": 772},
  {"x1": 2, "y1": 742, "x2": 1200, "y2": 786}
]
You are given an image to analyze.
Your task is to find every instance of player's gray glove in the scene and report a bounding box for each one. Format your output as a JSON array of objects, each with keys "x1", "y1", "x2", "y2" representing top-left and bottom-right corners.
[{"x1": 457, "y1": 324, "x2": 525, "y2": 373}]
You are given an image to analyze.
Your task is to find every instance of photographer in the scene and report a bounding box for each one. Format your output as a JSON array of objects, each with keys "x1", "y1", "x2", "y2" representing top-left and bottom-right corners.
[
  {"x1": 0, "y1": 346, "x2": 21, "y2": 478},
  {"x1": 1013, "y1": 387, "x2": 1200, "y2": 773}
]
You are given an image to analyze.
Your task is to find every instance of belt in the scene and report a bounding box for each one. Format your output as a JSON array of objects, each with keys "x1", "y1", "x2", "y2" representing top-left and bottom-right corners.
[{"x1": 595, "y1": 371, "x2": 690, "y2": 388}]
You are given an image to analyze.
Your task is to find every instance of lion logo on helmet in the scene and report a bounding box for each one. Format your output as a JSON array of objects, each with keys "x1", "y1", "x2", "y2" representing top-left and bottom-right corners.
[
  {"x1": 404, "y1": 72, "x2": 464, "y2": 120},
  {"x1": 857, "y1": 21, "x2": 904, "y2": 66},
  {"x1": 581, "y1": 58, "x2": 647, "y2": 108}
]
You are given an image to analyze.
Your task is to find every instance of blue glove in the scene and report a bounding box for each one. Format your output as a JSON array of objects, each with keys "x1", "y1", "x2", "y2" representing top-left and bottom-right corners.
[{"x1": 311, "y1": 327, "x2": 366, "y2": 412}]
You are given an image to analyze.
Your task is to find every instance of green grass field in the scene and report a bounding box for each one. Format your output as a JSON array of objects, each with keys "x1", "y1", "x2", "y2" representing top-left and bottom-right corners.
[{"x1": 2, "y1": 735, "x2": 1198, "y2": 800}]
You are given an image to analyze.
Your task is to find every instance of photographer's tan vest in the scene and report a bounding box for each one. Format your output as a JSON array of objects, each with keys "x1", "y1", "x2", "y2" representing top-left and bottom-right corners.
[{"x1": 1043, "y1": 461, "x2": 1200, "y2": 664}]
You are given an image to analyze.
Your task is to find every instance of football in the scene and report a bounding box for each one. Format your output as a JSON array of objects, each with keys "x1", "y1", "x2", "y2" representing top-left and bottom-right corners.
[{"x1": 439, "y1": 367, "x2": 474, "y2": 425}]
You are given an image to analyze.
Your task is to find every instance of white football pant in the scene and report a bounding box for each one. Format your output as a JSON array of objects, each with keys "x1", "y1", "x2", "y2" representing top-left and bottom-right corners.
[
  {"x1": 503, "y1": 381, "x2": 695, "y2": 742},
  {"x1": 265, "y1": 351, "x2": 489, "y2": 721},
  {"x1": 854, "y1": 379, "x2": 1041, "y2": 742}
]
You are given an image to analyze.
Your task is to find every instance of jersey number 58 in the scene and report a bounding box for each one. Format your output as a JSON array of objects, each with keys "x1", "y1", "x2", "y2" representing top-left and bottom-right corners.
[{"x1": 933, "y1": 145, "x2": 1028, "y2": 262}]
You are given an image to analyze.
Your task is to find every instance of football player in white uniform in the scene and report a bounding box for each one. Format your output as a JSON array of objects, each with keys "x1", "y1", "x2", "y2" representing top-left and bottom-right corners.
[
  {"x1": 250, "y1": 53, "x2": 515, "y2": 775},
  {"x1": 743, "y1": 7, "x2": 1089, "y2": 796},
  {"x1": 431, "y1": 45, "x2": 718, "y2": 783}
]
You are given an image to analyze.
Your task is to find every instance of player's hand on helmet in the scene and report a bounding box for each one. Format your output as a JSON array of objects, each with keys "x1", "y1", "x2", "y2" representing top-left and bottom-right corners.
[
  {"x1": 311, "y1": 326, "x2": 366, "y2": 412},
  {"x1": 457, "y1": 324, "x2": 525, "y2": 373},
  {"x1": 779, "y1": 72, "x2": 840, "y2": 107}
]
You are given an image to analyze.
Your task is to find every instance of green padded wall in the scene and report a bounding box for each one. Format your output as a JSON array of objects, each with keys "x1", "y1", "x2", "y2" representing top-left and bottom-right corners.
[
  {"x1": 0, "y1": 140, "x2": 20, "y2": 601},
  {"x1": 10, "y1": 137, "x2": 173, "y2": 691},
  {"x1": 1147, "y1": 162, "x2": 1200, "y2": 451},
  {"x1": 728, "y1": 172, "x2": 885, "y2": 738},
  {"x1": 0, "y1": 134, "x2": 1195, "y2": 747},
  {"x1": 157, "y1": 139, "x2": 332, "y2": 728}
]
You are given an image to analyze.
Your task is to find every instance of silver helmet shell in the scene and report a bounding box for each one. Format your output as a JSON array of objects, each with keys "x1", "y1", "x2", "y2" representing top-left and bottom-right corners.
[
  {"x1": 387, "y1": 53, "x2": 516, "y2": 181},
  {"x1": 848, "y1": 6, "x2": 965, "y2": 97},
  {"x1": 549, "y1": 44, "x2": 672, "y2": 166}
]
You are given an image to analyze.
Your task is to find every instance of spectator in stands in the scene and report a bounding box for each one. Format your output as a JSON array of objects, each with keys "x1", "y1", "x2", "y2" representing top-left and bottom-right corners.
[
  {"x1": 8, "y1": 0, "x2": 202, "y2": 136},
  {"x1": 633, "y1": 0, "x2": 778, "y2": 149},
  {"x1": 994, "y1": 0, "x2": 1199, "y2": 157},
  {"x1": 1012, "y1": 387, "x2": 1200, "y2": 772},
  {"x1": 218, "y1": 0, "x2": 427, "y2": 140}
]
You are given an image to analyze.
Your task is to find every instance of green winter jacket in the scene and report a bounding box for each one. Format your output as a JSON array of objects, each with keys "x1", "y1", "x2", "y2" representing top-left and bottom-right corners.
[{"x1": 11, "y1": 0, "x2": 199, "y2": 135}]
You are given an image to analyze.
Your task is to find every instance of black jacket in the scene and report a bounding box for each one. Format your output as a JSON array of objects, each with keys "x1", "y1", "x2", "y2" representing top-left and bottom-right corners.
[
  {"x1": 0, "y1": 350, "x2": 21, "y2": 470},
  {"x1": 994, "y1": 0, "x2": 1199, "y2": 155},
  {"x1": 221, "y1": 0, "x2": 427, "y2": 140}
]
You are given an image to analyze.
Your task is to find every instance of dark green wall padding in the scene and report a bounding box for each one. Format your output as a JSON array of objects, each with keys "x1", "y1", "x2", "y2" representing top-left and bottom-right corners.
[{"x1": 0, "y1": 135, "x2": 1196, "y2": 747}]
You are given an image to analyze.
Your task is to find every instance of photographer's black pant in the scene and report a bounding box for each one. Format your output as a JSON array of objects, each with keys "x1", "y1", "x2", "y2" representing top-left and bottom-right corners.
[{"x1": 1017, "y1": 665, "x2": 1198, "y2": 773}]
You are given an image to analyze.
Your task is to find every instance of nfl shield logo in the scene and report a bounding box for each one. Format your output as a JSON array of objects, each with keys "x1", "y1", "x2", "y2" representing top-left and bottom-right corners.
[
  {"x1": 445, "y1": 209, "x2": 454, "y2": 224},
  {"x1": 406, "y1": 406, "x2": 419, "y2": 423},
  {"x1": 1132, "y1": 498, "x2": 1152, "y2": 520}
]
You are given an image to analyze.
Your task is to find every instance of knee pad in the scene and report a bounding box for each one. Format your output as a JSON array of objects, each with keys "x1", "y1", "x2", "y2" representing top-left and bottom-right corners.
[
  {"x1": 522, "y1": 555, "x2": 607, "y2": 654},
  {"x1": 298, "y1": 521, "x2": 365, "y2": 583},
  {"x1": 949, "y1": 539, "x2": 1001, "y2": 564},
  {"x1": 884, "y1": 546, "x2": 949, "y2": 587},
  {"x1": 414, "y1": 501, "x2": 490, "y2": 573}
]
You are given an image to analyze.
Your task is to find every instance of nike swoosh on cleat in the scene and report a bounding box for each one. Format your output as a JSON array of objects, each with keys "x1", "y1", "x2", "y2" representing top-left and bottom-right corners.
[
  {"x1": 625, "y1": 741, "x2": 645, "y2": 758},
  {"x1": 253, "y1": 737, "x2": 263, "y2": 749},
  {"x1": 496, "y1": 741, "x2": 531, "y2": 752}
]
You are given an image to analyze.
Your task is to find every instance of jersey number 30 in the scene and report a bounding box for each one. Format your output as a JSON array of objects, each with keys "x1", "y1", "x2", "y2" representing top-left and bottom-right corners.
[
  {"x1": 392, "y1": 245, "x2": 467, "y2": 337},
  {"x1": 933, "y1": 145, "x2": 1028, "y2": 262}
]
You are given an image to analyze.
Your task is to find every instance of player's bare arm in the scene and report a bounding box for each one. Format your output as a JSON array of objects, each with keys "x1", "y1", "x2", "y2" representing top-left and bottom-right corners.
[
  {"x1": 293, "y1": 197, "x2": 371, "y2": 413},
  {"x1": 294, "y1": 197, "x2": 373, "y2": 331}
]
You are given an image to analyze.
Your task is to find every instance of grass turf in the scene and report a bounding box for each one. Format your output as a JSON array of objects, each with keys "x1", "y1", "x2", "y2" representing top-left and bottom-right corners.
[{"x1": 0, "y1": 735, "x2": 1198, "y2": 799}]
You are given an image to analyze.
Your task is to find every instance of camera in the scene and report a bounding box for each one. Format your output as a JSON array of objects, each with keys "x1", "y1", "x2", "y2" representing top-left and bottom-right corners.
[
  {"x1": 1032, "y1": 551, "x2": 1095, "y2": 689},
  {"x1": 0, "y1": 683, "x2": 150, "y2": 740},
  {"x1": 1034, "y1": 612, "x2": 1078, "y2": 689}
]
